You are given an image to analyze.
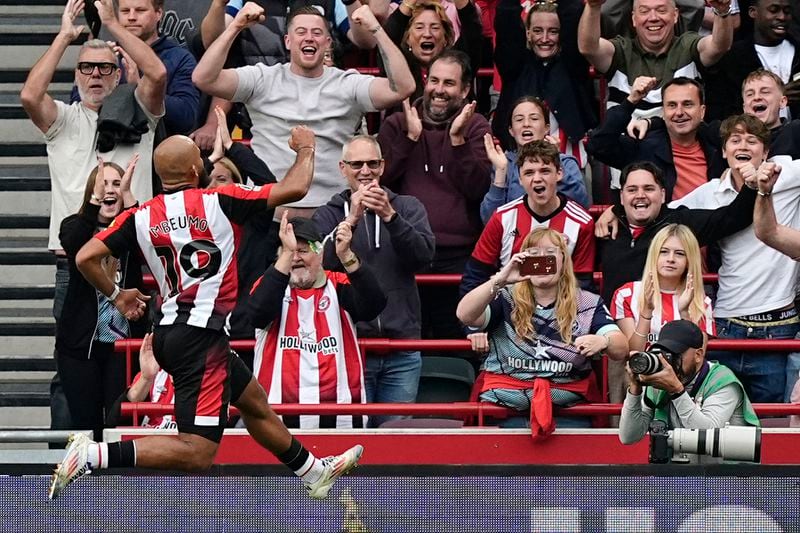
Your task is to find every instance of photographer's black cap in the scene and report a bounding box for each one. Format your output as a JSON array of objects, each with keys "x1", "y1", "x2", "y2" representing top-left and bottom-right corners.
[
  {"x1": 289, "y1": 217, "x2": 322, "y2": 243},
  {"x1": 651, "y1": 319, "x2": 704, "y2": 355}
]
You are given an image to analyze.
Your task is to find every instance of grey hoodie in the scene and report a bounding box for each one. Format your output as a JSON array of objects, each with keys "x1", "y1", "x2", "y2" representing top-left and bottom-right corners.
[{"x1": 313, "y1": 187, "x2": 435, "y2": 339}]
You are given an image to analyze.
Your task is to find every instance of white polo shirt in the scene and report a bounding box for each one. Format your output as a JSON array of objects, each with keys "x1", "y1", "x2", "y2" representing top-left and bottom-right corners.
[
  {"x1": 669, "y1": 156, "x2": 800, "y2": 317},
  {"x1": 44, "y1": 91, "x2": 160, "y2": 250}
]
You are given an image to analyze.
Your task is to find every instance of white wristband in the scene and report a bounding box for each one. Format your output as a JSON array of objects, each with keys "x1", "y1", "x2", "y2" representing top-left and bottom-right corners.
[{"x1": 109, "y1": 285, "x2": 121, "y2": 302}]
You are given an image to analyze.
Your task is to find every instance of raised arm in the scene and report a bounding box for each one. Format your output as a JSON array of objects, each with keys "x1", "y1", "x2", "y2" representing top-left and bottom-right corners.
[
  {"x1": 493, "y1": 0, "x2": 527, "y2": 79},
  {"x1": 351, "y1": 5, "x2": 416, "y2": 110},
  {"x1": 754, "y1": 162, "x2": 800, "y2": 259},
  {"x1": 20, "y1": 0, "x2": 84, "y2": 133},
  {"x1": 95, "y1": 0, "x2": 165, "y2": 116},
  {"x1": 201, "y1": 0, "x2": 231, "y2": 50},
  {"x1": 193, "y1": 2, "x2": 265, "y2": 101},
  {"x1": 696, "y1": 0, "x2": 735, "y2": 67},
  {"x1": 577, "y1": 0, "x2": 615, "y2": 74}
]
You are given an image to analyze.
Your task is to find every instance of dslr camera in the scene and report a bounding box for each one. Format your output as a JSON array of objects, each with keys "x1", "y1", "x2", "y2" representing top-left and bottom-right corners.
[
  {"x1": 648, "y1": 420, "x2": 761, "y2": 463},
  {"x1": 629, "y1": 347, "x2": 675, "y2": 375}
]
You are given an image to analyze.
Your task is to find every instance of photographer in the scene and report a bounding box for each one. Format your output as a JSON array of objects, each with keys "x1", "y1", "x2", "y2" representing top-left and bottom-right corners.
[{"x1": 619, "y1": 320, "x2": 759, "y2": 448}]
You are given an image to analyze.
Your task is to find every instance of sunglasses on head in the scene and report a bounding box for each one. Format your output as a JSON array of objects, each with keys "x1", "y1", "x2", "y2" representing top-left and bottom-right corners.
[
  {"x1": 343, "y1": 159, "x2": 382, "y2": 170},
  {"x1": 77, "y1": 62, "x2": 118, "y2": 76}
]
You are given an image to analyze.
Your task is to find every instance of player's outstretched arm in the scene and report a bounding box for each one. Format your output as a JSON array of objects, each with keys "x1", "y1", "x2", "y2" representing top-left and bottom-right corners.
[{"x1": 267, "y1": 126, "x2": 315, "y2": 208}]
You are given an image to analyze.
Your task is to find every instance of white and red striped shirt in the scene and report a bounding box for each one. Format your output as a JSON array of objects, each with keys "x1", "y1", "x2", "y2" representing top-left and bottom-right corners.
[
  {"x1": 97, "y1": 183, "x2": 273, "y2": 331},
  {"x1": 611, "y1": 281, "x2": 716, "y2": 344},
  {"x1": 252, "y1": 271, "x2": 366, "y2": 429},
  {"x1": 131, "y1": 370, "x2": 176, "y2": 429},
  {"x1": 471, "y1": 195, "x2": 596, "y2": 273}
]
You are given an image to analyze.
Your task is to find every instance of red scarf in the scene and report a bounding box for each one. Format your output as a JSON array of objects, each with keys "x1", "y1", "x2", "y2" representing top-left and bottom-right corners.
[{"x1": 472, "y1": 371, "x2": 600, "y2": 440}]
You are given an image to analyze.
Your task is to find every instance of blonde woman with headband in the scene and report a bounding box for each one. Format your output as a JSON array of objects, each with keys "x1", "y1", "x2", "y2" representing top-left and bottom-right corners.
[
  {"x1": 457, "y1": 227, "x2": 628, "y2": 437},
  {"x1": 612, "y1": 224, "x2": 715, "y2": 353}
]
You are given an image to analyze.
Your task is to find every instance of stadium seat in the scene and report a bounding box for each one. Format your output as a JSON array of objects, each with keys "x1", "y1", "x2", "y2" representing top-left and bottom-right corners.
[{"x1": 415, "y1": 356, "x2": 476, "y2": 403}]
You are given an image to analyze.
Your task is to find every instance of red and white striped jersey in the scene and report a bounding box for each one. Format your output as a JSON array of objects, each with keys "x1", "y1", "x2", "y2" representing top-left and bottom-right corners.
[
  {"x1": 252, "y1": 271, "x2": 365, "y2": 429},
  {"x1": 611, "y1": 281, "x2": 716, "y2": 344},
  {"x1": 472, "y1": 195, "x2": 596, "y2": 273},
  {"x1": 97, "y1": 183, "x2": 273, "y2": 331},
  {"x1": 131, "y1": 370, "x2": 176, "y2": 429}
]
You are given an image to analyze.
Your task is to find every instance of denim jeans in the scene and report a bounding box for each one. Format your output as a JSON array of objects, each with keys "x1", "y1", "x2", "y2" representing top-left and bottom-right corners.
[
  {"x1": 363, "y1": 350, "x2": 422, "y2": 428},
  {"x1": 711, "y1": 318, "x2": 800, "y2": 403},
  {"x1": 785, "y1": 332, "x2": 800, "y2": 402},
  {"x1": 53, "y1": 257, "x2": 70, "y2": 321}
]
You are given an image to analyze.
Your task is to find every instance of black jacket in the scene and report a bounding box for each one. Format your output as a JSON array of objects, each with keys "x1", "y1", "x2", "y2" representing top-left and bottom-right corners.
[
  {"x1": 598, "y1": 186, "x2": 758, "y2": 303},
  {"x1": 492, "y1": 0, "x2": 597, "y2": 148},
  {"x1": 95, "y1": 84, "x2": 150, "y2": 153},
  {"x1": 56, "y1": 203, "x2": 146, "y2": 360},
  {"x1": 312, "y1": 187, "x2": 435, "y2": 339},
  {"x1": 587, "y1": 99, "x2": 725, "y2": 202}
]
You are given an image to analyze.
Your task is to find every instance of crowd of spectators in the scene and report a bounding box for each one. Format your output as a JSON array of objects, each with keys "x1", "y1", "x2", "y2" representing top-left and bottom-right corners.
[{"x1": 20, "y1": 0, "x2": 800, "y2": 440}]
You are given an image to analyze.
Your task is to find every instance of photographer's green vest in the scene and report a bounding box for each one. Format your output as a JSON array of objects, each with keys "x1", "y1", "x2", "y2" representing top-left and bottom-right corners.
[{"x1": 644, "y1": 361, "x2": 760, "y2": 427}]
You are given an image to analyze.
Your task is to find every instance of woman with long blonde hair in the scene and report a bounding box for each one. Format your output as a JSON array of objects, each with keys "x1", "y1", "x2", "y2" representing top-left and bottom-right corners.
[
  {"x1": 612, "y1": 223, "x2": 715, "y2": 353},
  {"x1": 457, "y1": 227, "x2": 628, "y2": 436}
]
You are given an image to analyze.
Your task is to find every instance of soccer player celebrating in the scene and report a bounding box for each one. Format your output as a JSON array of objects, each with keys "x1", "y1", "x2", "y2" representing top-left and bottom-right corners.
[{"x1": 49, "y1": 127, "x2": 363, "y2": 500}]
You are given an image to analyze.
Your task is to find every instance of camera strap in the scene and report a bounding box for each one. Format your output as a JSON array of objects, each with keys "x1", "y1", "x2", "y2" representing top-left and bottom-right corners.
[{"x1": 644, "y1": 361, "x2": 711, "y2": 414}]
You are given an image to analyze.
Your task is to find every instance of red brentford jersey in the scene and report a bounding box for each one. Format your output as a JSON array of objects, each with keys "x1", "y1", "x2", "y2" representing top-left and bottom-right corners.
[
  {"x1": 131, "y1": 370, "x2": 176, "y2": 429},
  {"x1": 97, "y1": 183, "x2": 273, "y2": 330},
  {"x1": 611, "y1": 281, "x2": 716, "y2": 344},
  {"x1": 471, "y1": 195, "x2": 596, "y2": 273},
  {"x1": 252, "y1": 271, "x2": 365, "y2": 429}
]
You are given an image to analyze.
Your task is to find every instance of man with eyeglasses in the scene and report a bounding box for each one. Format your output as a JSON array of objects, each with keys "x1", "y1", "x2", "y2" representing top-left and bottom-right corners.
[
  {"x1": 248, "y1": 214, "x2": 387, "y2": 429},
  {"x1": 312, "y1": 135, "x2": 435, "y2": 427},
  {"x1": 20, "y1": 0, "x2": 166, "y2": 319}
]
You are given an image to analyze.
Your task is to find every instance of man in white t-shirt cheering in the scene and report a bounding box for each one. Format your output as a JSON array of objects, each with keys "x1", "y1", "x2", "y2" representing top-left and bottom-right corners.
[
  {"x1": 671, "y1": 113, "x2": 800, "y2": 403},
  {"x1": 193, "y1": 2, "x2": 415, "y2": 217}
]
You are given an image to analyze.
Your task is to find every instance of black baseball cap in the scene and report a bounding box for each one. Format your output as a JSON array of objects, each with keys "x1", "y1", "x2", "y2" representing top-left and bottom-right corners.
[
  {"x1": 651, "y1": 319, "x2": 704, "y2": 355},
  {"x1": 289, "y1": 217, "x2": 322, "y2": 244}
]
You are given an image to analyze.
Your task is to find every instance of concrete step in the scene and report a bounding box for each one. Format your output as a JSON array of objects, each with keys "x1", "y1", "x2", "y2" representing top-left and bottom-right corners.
[
  {"x1": 0, "y1": 249, "x2": 54, "y2": 265},
  {"x1": 0, "y1": 406, "x2": 50, "y2": 427},
  {"x1": 0, "y1": 320, "x2": 55, "y2": 337},
  {"x1": 0, "y1": 379, "x2": 49, "y2": 407},
  {"x1": 0, "y1": 264, "x2": 55, "y2": 285},
  {"x1": 0, "y1": 44, "x2": 81, "y2": 70},
  {"x1": 0, "y1": 118, "x2": 44, "y2": 144},
  {"x1": 0, "y1": 286, "x2": 54, "y2": 300},
  {"x1": 0, "y1": 336, "x2": 54, "y2": 358},
  {"x1": 0, "y1": 190, "x2": 50, "y2": 216},
  {"x1": 0, "y1": 236, "x2": 49, "y2": 248},
  {"x1": 0, "y1": 299, "x2": 52, "y2": 313},
  {"x1": 0, "y1": 142, "x2": 45, "y2": 157},
  {"x1": 0, "y1": 215, "x2": 49, "y2": 228},
  {"x1": 0, "y1": 358, "x2": 55, "y2": 372},
  {"x1": 0, "y1": 81, "x2": 72, "y2": 106}
]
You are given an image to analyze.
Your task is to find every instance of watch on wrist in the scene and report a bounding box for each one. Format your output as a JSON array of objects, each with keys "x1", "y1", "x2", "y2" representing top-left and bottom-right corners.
[
  {"x1": 669, "y1": 388, "x2": 686, "y2": 401},
  {"x1": 712, "y1": 5, "x2": 732, "y2": 17},
  {"x1": 341, "y1": 254, "x2": 359, "y2": 268}
]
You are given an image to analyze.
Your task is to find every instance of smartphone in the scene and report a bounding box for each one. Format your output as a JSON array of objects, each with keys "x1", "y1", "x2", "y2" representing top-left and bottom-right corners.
[{"x1": 519, "y1": 255, "x2": 557, "y2": 276}]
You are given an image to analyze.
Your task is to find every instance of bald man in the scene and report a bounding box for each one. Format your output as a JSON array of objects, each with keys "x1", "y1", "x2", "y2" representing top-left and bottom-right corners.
[{"x1": 49, "y1": 128, "x2": 365, "y2": 501}]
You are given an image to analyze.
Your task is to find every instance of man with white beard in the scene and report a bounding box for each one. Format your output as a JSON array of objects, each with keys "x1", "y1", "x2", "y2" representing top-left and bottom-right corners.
[{"x1": 247, "y1": 215, "x2": 386, "y2": 429}]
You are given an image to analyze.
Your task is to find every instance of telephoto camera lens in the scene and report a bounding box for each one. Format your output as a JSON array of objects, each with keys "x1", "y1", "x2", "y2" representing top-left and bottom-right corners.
[
  {"x1": 629, "y1": 351, "x2": 663, "y2": 375},
  {"x1": 669, "y1": 426, "x2": 762, "y2": 462}
]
